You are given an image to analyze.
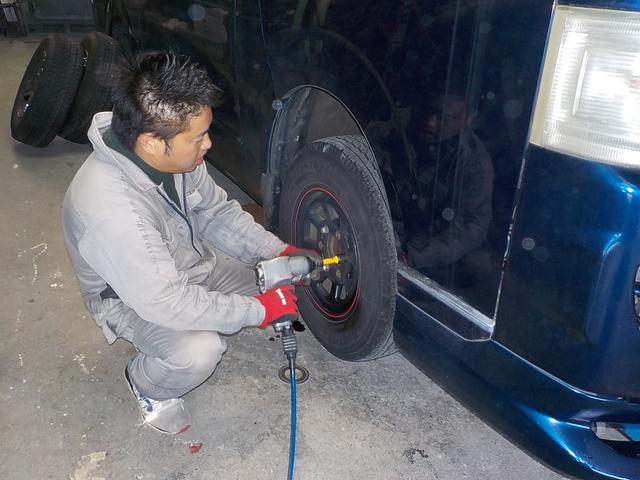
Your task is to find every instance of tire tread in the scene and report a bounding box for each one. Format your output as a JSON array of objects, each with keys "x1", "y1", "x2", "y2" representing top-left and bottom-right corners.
[
  {"x1": 324, "y1": 136, "x2": 396, "y2": 359},
  {"x1": 60, "y1": 32, "x2": 120, "y2": 144}
]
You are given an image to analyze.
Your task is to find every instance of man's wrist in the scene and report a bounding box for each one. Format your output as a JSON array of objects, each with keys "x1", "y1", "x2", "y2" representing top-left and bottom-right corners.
[
  {"x1": 253, "y1": 297, "x2": 266, "y2": 326},
  {"x1": 242, "y1": 297, "x2": 266, "y2": 328},
  {"x1": 279, "y1": 244, "x2": 297, "y2": 256}
]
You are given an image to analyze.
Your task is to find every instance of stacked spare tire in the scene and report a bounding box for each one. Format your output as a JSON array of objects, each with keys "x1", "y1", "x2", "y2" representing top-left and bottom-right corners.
[{"x1": 11, "y1": 32, "x2": 120, "y2": 147}]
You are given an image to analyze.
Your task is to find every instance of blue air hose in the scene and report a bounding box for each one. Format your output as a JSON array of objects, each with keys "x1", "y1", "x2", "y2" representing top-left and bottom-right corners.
[
  {"x1": 275, "y1": 320, "x2": 299, "y2": 480},
  {"x1": 288, "y1": 357, "x2": 297, "y2": 480}
]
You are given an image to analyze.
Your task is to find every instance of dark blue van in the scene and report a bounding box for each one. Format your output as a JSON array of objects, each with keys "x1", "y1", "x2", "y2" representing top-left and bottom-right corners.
[{"x1": 93, "y1": 1, "x2": 640, "y2": 478}]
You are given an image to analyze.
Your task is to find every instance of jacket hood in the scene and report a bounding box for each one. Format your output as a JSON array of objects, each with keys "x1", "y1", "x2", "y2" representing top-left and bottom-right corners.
[{"x1": 87, "y1": 112, "x2": 157, "y2": 193}]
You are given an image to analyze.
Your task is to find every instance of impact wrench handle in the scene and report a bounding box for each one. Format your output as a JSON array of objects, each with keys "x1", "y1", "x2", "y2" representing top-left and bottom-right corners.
[{"x1": 272, "y1": 314, "x2": 298, "y2": 361}]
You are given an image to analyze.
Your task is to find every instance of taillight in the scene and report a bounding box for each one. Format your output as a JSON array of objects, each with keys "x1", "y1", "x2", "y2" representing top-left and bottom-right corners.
[{"x1": 530, "y1": 6, "x2": 640, "y2": 167}]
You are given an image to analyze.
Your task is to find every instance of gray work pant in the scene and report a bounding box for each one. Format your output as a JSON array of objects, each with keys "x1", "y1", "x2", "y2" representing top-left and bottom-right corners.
[{"x1": 108, "y1": 252, "x2": 259, "y2": 400}]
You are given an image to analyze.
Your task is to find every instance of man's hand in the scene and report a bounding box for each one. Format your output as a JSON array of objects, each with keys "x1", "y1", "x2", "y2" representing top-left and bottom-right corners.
[{"x1": 255, "y1": 285, "x2": 299, "y2": 328}]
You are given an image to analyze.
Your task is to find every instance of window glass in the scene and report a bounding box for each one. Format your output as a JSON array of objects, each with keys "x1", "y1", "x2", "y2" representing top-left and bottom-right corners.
[
  {"x1": 355, "y1": 0, "x2": 547, "y2": 316},
  {"x1": 262, "y1": 0, "x2": 550, "y2": 317}
]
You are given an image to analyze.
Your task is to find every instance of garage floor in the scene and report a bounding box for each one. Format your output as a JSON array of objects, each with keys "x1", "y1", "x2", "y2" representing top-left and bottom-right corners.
[{"x1": 0, "y1": 36, "x2": 564, "y2": 480}]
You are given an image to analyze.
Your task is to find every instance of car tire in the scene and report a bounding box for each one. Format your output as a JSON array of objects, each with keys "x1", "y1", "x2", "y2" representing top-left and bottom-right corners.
[
  {"x1": 279, "y1": 135, "x2": 397, "y2": 361},
  {"x1": 60, "y1": 32, "x2": 120, "y2": 144},
  {"x1": 11, "y1": 34, "x2": 84, "y2": 148}
]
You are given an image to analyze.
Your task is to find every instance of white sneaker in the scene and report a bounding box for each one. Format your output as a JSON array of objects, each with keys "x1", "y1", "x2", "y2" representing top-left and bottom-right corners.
[{"x1": 124, "y1": 366, "x2": 191, "y2": 435}]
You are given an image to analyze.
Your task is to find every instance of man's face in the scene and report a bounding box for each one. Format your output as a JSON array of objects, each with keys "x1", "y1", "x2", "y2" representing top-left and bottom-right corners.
[
  {"x1": 156, "y1": 106, "x2": 213, "y2": 173},
  {"x1": 422, "y1": 95, "x2": 466, "y2": 144}
]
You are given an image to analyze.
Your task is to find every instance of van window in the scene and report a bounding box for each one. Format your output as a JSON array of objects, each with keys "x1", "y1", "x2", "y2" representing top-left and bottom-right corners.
[
  {"x1": 261, "y1": 0, "x2": 551, "y2": 317},
  {"x1": 365, "y1": 0, "x2": 550, "y2": 316}
]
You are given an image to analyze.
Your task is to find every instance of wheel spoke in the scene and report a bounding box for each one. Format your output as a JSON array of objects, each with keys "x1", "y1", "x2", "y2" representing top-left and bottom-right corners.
[
  {"x1": 322, "y1": 198, "x2": 340, "y2": 223},
  {"x1": 301, "y1": 219, "x2": 319, "y2": 248},
  {"x1": 330, "y1": 283, "x2": 343, "y2": 302},
  {"x1": 307, "y1": 198, "x2": 328, "y2": 228},
  {"x1": 295, "y1": 188, "x2": 359, "y2": 318},
  {"x1": 312, "y1": 269, "x2": 329, "y2": 284},
  {"x1": 342, "y1": 274, "x2": 355, "y2": 290}
]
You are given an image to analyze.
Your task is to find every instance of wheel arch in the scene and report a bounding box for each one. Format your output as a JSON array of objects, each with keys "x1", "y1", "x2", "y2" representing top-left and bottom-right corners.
[
  {"x1": 263, "y1": 86, "x2": 388, "y2": 233},
  {"x1": 260, "y1": 28, "x2": 414, "y2": 233}
]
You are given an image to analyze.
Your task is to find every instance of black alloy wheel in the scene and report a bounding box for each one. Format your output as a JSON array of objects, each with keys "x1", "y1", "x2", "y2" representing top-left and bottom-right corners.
[{"x1": 294, "y1": 187, "x2": 360, "y2": 319}]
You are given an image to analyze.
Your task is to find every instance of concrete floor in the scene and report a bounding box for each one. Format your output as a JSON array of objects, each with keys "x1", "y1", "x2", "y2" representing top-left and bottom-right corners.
[{"x1": 0, "y1": 36, "x2": 565, "y2": 480}]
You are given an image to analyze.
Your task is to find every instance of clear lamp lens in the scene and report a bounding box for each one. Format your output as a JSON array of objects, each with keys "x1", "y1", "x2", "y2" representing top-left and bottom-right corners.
[{"x1": 530, "y1": 6, "x2": 640, "y2": 167}]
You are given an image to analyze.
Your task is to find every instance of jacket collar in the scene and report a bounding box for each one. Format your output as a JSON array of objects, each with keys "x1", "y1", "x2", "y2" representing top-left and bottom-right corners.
[{"x1": 87, "y1": 112, "x2": 157, "y2": 192}]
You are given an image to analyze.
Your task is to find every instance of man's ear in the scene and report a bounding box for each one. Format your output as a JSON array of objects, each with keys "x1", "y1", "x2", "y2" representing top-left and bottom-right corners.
[{"x1": 137, "y1": 132, "x2": 165, "y2": 157}]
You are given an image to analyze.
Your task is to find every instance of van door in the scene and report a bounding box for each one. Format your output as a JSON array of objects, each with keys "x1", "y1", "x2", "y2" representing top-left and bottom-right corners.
[{"x1": 395, "y1": 0, "x2": 551, "y2": 330}]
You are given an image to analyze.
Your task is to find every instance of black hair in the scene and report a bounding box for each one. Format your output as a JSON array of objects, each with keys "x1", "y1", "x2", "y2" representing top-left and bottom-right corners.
[{"x1": 111, "y1": 51, "x2": 222, "y2": 149}]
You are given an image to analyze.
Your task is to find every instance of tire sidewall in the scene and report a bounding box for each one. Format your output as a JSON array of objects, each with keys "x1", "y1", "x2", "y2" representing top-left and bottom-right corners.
[
  {"x1": 10, "y1": 38, "x2": 49, "y2": 134},
  {"x1": 10, "y1": 34, "x2": 84, "y2": 147}
]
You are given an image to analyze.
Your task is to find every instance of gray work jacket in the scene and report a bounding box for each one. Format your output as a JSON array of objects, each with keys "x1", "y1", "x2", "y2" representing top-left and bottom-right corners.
[{"x1": 62, "y1": 112, "x2": 286, "y2": 343}]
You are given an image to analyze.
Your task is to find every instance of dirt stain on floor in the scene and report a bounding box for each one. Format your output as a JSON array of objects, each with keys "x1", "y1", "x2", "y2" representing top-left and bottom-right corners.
[{"x1": 69, "y1": 451, "x2": 107, "y2": 480}]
